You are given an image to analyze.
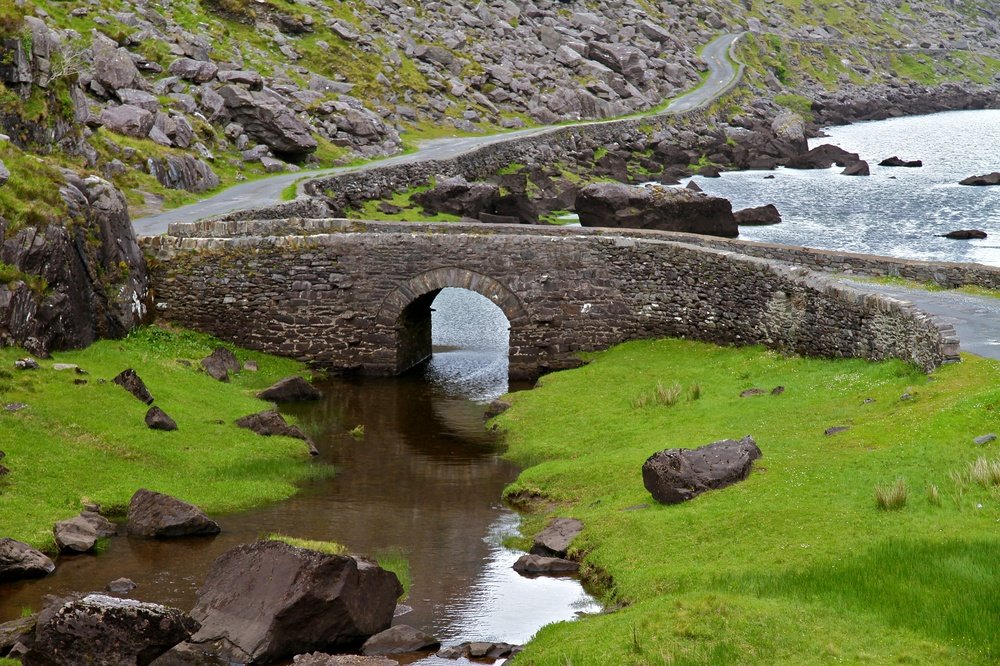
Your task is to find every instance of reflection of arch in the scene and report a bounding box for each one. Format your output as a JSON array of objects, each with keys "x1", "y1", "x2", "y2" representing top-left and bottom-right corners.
[{"x1": 377, "y1": 268, "x2": 527, "y2": 374}]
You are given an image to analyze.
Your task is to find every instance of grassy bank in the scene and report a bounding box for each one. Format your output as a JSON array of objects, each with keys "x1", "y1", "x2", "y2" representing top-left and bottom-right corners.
[
  {"x1": 0, "y1": 326, "x2": 329, "y2": 552},
  {"x1": 496, "y1": 339, "x2": 1000, "y2": 664}
]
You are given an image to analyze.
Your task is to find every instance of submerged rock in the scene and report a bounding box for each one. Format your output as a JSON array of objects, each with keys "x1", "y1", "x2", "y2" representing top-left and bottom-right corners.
[
  {"x1": 939, "y1": 229, "x2": 987, "y2": 239},
  {"x1": 879, "y1": 156, "x2": 922, "y2": 167},
  {"x1": 642, "y1": 436, "x2": 762, "y2": 504}
]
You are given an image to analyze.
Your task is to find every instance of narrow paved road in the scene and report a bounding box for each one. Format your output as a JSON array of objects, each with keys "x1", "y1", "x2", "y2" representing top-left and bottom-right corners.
[
  {"x1": 133, "y1": 33, "x2": 743, "y2": 235},
  {"x1": 839, "y1": 278, "x2": 1000, "y2": 361}
]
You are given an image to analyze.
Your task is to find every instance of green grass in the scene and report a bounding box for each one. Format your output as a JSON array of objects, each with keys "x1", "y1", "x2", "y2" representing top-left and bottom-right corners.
[
  {"x1": 264, "y1": 533, "x2": 348, "y2": 555},
  {"x1": 0, "y1": 326, "x2": 330, "y2": 552},
  {"x1": 496, "y1": 339, "x2": 1000, "y2": 664},
  {"x1": 851, "y1": 274, "x2": 1000, "y2": 300},
  {"x1": 374, "y1": 547, "x2": 411, "y2": 600}
]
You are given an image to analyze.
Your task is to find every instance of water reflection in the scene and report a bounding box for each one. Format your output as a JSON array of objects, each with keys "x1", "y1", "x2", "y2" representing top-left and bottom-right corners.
[{"x1": 0, "y1": 286, "x2": 599, "y2": 658}]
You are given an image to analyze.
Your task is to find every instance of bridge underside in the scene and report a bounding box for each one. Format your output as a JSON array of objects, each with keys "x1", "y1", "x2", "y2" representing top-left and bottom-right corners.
[{"x1": 395, "y1": 289, "x2": 440, "y2": 374}]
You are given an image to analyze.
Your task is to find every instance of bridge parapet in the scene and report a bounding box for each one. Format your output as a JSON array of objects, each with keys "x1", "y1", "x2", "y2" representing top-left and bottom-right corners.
[{"x1": 140, "y1": 225, "x2": 959, "y2": 377}]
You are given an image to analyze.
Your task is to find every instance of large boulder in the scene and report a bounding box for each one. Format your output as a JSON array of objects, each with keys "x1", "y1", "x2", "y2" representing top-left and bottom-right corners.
[
  {"x1": 114, "y1": 368, "x2": 154, "y2": 404},
  {"x1": 146, "y1": 155, "x2": 220, "y2": 193},
  {"x1": 0, "y1": 538, "x2": 55, "y2": 581},
  {"x1": 411, "y1": 176, "x2": 499, "y2": 219},
  {"x1": 959, "y1": 172, "x2": 1000, "y2": 186},
  {"x1": 257, "y1": 376, "x2": 322, "y2": 402},
  {"x1": 576, "y1": 183, "x2": 738, "y2": 237},
  {"x1": 23, "y1": 594, "x2": 197, "y2": 665},
  {"x1": 100, "y1": 104, "x2": 155, "y2": 138},
  {"x1": 785, "y1": 144, "x2": 860, "y2": 169},
  {"x1": 165, "y1": 540, "x2": 402, "y2": 663},
  {"x1": 53, "y1": 511, "x2": 117, "y2": 553},
  {"x1": 217, "y1": 85, "x2": 317, "y2": 156},
  {"x1": 361, "y1": 625, "x2": 440, "y2": 656},
  {"x1": 0, "y1": 175, "x2": 150, "y2": 355},
  {"x1": 200, "y1": 347, "x2": 240, "y2": 381},
  {"x1": 168, "y1": 58, "x2": 219, "y2": 83},
  {"x1": 879, "y1": 156, "x2": 922, "y2": 167},
  {"x1": 642, "y1": 436, "x2": 762, "y2": 504},
  {"x1": 91, "y1": 33, "x2": 141, "y2": 91},
  {"x1": 734, "y1": 204, "x2": 782, "y2": 225},
  {"x1": 126, "y1": 489, "x2": 221, "y2": 538},
  {"x1": 841, "y1": 160, "x2": 871, "y2": 176}
]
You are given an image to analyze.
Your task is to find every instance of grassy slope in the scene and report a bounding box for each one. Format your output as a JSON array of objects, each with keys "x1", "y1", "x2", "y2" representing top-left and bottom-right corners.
[
  {"x1": 0, "y1": 326, "x2": 328, "y2": 551},
  {"x1": 496, "y1": 339, "x2": 1000, "y2": 665}
]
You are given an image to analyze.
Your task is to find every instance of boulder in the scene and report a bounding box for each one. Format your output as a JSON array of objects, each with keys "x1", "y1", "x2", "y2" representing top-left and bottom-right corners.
[
  {"x1": 513, "y1": 554, "x2": 580, "y2": 575},
  {"x1": 576, "y1": 183, "x2": 738, "y2": 237},
  {"x1": 411, "y1": 176, "x2": 499, "y2": 219},
  {"x1": 216, "y1": 70, "x2": 263, "y2": 90},
  {"x1": 642, "y1": 436, "x2": 762, "y2": 504},
  {"x1": 15, "y1": 357, "x2": 39, "y2": 370},
  {"x1": 530, "y1": 518, "x2": 583, "y2": 558},
  {"x1": 167, "y1": 540, "x2": 401, "y2": 663},
  {"x1": 0, "y1": 615, "x2": 36, "y2": 656},
  {"x1": 145, "y1": 406, "x2": 178, "y2": 431},
  {"x1": 0, "y1": 537, "x2": 55, "y2": 581},
  {"x1": 959, "y1": 173, "x2": 1000, "y2": 186},
  {"x1": 24, "y1": 594, "x2": 197, "y2": 665},
  {"x1": 734, "y1": 204, "x2": 782, "y2": 226},
  {"x1": 168, "y1": 58, "x2": 218, "y2": 83},
  {"x1": 974, "y1": 434, "x2": 996, "y2": 446},
  {"x1": 146, "y1": 155, "x2": 220, "y2": 193},
  {"x1": 53, "y1": 511, "x2": 117, "y2": 553},
  {"x1": 91, "y1": 33, "x2": 141, "y2": 91},
  {"x1": 939, "y1": 229, "x2": 987, "y2": 239},
  {"x1": 100, "y1": 104, "x2": 155, "y2": 138},
  {"x1": 217, "y1": 85, "x2": 317, "y2": 156},
  {"x1": 257, "y1": 376, "x2": 322, "y2": 402},
  {"x1": 361, "y1": 624, "x2": 440, "y2": 655},
  {"x1": 235, "y1": 410, "x2": 319, "y2": 455},
  {"x1": 113, "y1": 368, "x2": 154, "y2": 404},
  {"x1": 841, "y1": 160, "x2": 871, "y2": 176},
  {"x1": 200, "y1": 347, "x2": 240, "y2": 381},
  {"x1": 126, "y1": 489, "x2": 221, "y2": 538},
  {"x1": 117, "y1": 89, "x2": 161, "y2": 113},
  {"x1": 769, "y1": 111, "x2": 809, "y2": 155},
  {"x1": 879, "y1": 156, "x2": 922, "y2": 167},
  {"x1": 785, "y1": 144, "x2": 860, "y2": 169}
]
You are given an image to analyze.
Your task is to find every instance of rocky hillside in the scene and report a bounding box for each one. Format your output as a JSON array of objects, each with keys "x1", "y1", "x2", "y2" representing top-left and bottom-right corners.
[{"x1": 1, "y1": 0, "x2": 1000, "y2": 353}]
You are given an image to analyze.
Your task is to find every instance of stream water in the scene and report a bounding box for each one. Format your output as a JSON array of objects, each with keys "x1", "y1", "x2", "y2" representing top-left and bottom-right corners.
[{"x1": 0, "y1": 288, "x2": 599, "y2": 660}]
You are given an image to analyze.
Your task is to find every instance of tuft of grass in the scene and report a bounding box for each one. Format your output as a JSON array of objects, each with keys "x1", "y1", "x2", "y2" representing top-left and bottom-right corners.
[
  {"x1": 374, "y1": 547, "x2": 411, "y2": 600},
  {"x1": 927, "y1": 484, "x2": 941, "y2": 506},
  {"x1": 874, "y1": 478, "x2": 908, "y2": 510},
  {"x1": 349, "y1": 424, "x2": 365, "y2": 439},
  {"x1": 967, "y1": 457, "x2": 1000, "y2": 488},
  {"x1": 264, "y1": 533, "x2": 348, "y2": 556},
  {"x1": 632, "y1": 381, "x2": 683, "y2": 409}
]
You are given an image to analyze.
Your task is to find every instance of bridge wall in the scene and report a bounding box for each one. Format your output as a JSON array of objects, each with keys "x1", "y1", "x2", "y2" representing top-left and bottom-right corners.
[{"x1": 140, "y1": 225, "x2": 958, "y2": 377}]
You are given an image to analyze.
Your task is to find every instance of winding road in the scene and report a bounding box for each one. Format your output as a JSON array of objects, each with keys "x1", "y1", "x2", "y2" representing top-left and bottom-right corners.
[{"x1": 133, "y1": 33, "x2": 743, "y2": 235}]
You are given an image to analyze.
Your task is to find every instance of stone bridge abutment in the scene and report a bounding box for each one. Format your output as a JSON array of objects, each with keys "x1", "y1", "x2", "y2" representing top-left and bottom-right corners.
[{"x1": 139, "y1": 220, "x2": 959, "y2": 378}]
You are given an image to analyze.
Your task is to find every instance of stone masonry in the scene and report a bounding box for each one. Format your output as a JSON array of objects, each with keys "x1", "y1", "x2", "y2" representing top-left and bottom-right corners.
[{"x1": 140, "y1": 221, "x2": 958, "y2": 378}]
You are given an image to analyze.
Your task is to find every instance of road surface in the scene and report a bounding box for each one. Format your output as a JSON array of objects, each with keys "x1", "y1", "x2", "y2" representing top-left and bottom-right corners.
[
  {"x1": 840, "y1": 279, "x2": 1000, "y2": 361},
  {"x1": 133, "y1": 33, "x2": 743, "y2": 235}
]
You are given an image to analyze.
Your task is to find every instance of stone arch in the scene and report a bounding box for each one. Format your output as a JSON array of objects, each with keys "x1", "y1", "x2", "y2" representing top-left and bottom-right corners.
[{"x1": 376, "y1": 267, "x2": 528, "y2": 374}]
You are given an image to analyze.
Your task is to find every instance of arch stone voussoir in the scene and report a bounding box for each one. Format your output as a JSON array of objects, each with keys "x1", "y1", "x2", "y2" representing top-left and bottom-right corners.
[{"x1": 377, "y1": 267, "x2": 527, "y2": 327}]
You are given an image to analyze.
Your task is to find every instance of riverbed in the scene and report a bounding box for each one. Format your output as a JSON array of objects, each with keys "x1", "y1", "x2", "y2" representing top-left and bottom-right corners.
[{"x1": 0, "y1": 288, "x2": 599, "y2": 660}]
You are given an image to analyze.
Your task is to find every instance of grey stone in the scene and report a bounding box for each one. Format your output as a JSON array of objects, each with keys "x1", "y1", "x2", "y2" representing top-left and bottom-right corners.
[
  {"x1": 0, "y1": 158, "x2": 8, "y2": 187},
  {"x1": 168, "y1": 57, "x2": 219, "y2": 83},
  {"x1": 0, "y1": 538, "x2": 55, "y2": 581},
  {"x1": 974, "y1": 433, "x2": 996, "y2": 445},
  {"x1": 100, "y1": 104, "x2": 155, "y2": 138},
  {"x1": 530, "y1": 518, "x2": 583, "y2": 558},
  {"x1": 107, "y1": 577, "x2": 138, "y2": 594},
  {"x1": 235, "y1": 411, "x2": 318, "y2": 456},
  {"x1": 218, "y1": 85, "x2": 317, "y2": 156},
  {"x1": 642, "y1": 436, "x2": 763, "y2": 504},
  {"x1": 126, "y1": 488, "x2": 221, "y2": 538},
  {"x1": 361, "y1": 624, "x2": 440, "y2": 655},
  {"x1": 53, "y1": 511, "x2": 116, "y2": 552},
  {"x1": 200, "y1": 347, "x2": 240, "y2": 382},
  {"x1": 513, "y1": 554, "x2": 579, "y2": 575},
  {"x1": 577, "y1": 182, "x2": 738, "y2": 237}
]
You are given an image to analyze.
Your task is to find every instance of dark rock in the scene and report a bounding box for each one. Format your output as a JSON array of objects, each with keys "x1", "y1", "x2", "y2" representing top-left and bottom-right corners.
[
  {"x1": 293, "y1": 654, "x2": 398, "y2": 666},
  {"x1": 436, "y1": 642, "x2": 521, "y2": 660},
  {"x1": 218, "y1": 84, "x2": 317, "y2": 156},
  {"x1": 974, "y1": 433, "x2": 996, "y2": 446},
  {"x1": 879, "y1": 156, "x2": 923, "y2": 167},
  {"x1": 24, "y1": 594, "x2": 197, "y2": 665},
  {"x1": 14, "y1": 357, "x2": 39, "y2": 370},
  {"x1": 513, "y1": 554, "x2": 579, "y2": 575},
  {"x1": 53, "y1": 511, "x2": 116, "y2": 553},
  {"x1": 146, "y1": 406, "x2": 178, "y2": 431},
  {"x1": 939, "y1": 229, "x2": 987, "y2": 239},
  {"x1": 113, "y1": 368, "x2": 154, "y2": 404},
  {"x1": 235, "y1": 410, "x2": 319, "y2": 455},
  {"x1": 484, "y1": 399, "x2": 511, "y2": 419},
  {"x1": 959, "y1": 173, "x2": 1000, "y2": 186},
  {"x1": 734, "y1": 204, "x2": 782, "y2": 226},
  {"x1": 0, "y1": 615, "x2": 36, "y2": 656},
  {"x1": 200, "y1": 347, "x2": 240, "y2": 382},
  {"x1": 257, "y1": 376, "x2": 321, "y2": 402},
  {"x1": 739, "y1": 388, "x2": 766, "y2": 397},
  {"x1": 126, "y1": 488, "x2": 221, "y2": 538},
  {"x1": 841, "y1": 160, "x2": 871, "y2": 176},
  {"x1": 576, "y1": 183, "x2": 738, "y2": 237},
  {"x1": 785, "y1": 144, "x2": 860, "y2": 169},
  {"x1": 361, "y1": 624, "x2": 440, "y2": 655},
  {"x1": 771, "y1": 386, "x2": 785, "y2": 395},
  {"x1": 685, "y1": 180, "x2": 703, "y2": 192},
  {"x1": 107, "y1": 577, "x2": 138, "y2": 595},
  {"x1": 168, "y1": 540, "x2": 401, "y2": 663},
  {"x1": 642, "y1": 436, "x2": 762, "y2": 504},
  {"x1": 696, "y1": 165, "x2": 721, "y2": 178},
  {"x1": 824, "y1": 426, "x2": 849, "y2": 436},
  {"x1": 412, "y1": 176, "x2": 499, "y2": 219},
  {"x1": 0, "y1": 538, "x2": 55, "y2": 581},
  {"x1": 529, "y1": 517, "x2": 583, "y2": 558}
]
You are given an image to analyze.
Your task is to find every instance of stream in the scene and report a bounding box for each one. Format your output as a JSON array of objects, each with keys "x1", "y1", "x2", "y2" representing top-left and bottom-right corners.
[{"x1": 0, "y1": 288, "x2": 599, "y2": 661}]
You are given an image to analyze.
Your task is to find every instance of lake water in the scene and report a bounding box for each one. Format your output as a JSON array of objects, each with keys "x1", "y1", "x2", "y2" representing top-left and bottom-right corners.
[{"x1": 689, "y1": 109, "x2": 1000, "y2": 266}]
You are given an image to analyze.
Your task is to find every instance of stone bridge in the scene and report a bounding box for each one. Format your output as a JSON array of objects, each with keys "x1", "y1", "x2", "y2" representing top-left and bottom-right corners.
[{"x1": 139, "y1": 220, "x2": 958, "y2": 379}]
